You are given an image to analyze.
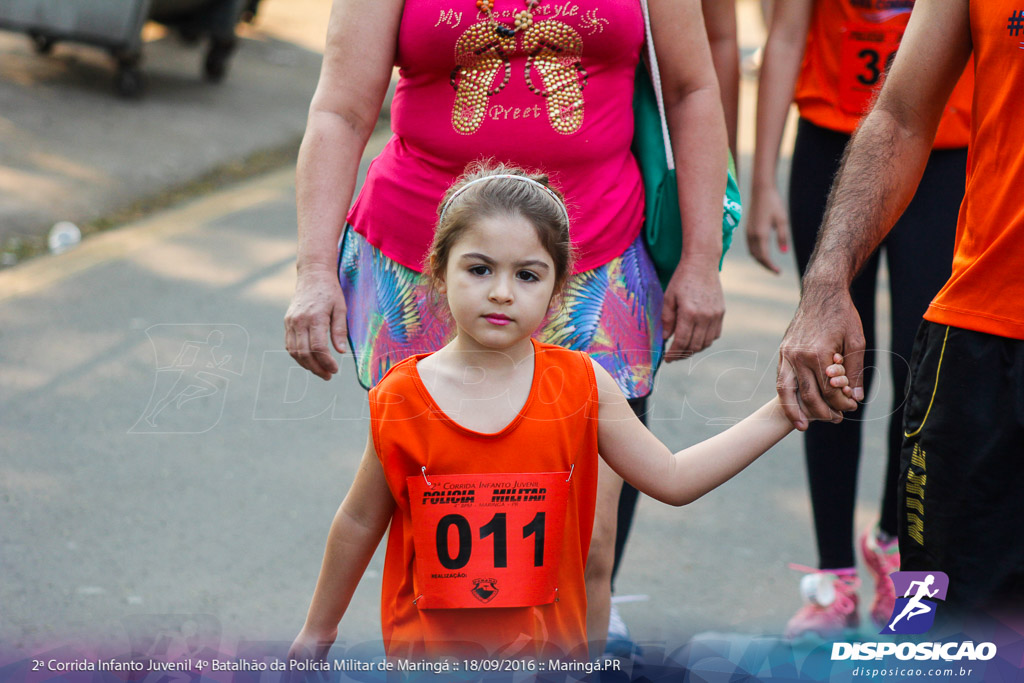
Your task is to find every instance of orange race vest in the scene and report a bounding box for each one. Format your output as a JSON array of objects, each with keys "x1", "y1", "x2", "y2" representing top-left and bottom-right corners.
[
  {"x1": 794, "y1": 0, "x2": 973, "y2": 147},
  {"x1": 369, "y1": 340, "x2": 600, "y2": 658},
  {"x1": 924, "y1": 0, "x2": 1024, "y2": 339}
]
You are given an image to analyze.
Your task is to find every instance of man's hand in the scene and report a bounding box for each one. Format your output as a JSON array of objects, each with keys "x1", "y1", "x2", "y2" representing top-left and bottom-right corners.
[
  {"x1": 285, "y1": 267, "x2": 348, "y2": 381},
  {"x1": 661, "y1": 258, "x2": 725, "y2": 361},
  {"x1": 778, "y1": 284, "x2": 864, "y2": 430}
]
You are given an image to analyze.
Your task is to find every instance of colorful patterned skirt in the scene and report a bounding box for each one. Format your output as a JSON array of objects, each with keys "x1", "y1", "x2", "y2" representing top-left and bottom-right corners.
[{"x1": 338, "y1": 226, "x2": 664, "y2": 398}]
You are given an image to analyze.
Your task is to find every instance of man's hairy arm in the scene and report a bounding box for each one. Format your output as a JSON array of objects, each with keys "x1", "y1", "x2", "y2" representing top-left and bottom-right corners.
[{"x1": 778, "y1": 0, "x2": 972, "y2": 428}]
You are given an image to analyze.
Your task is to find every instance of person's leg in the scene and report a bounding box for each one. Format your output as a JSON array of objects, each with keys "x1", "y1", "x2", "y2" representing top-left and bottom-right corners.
[
  {"x1": 855, "y1": 146, "x2": 965, "y2": 628},
  {"x1": 784, "y1": 119, "x2": 877, "y2": 638},
  {"x1": 537, "y1": 234, "x2": 663, "y2": 649},
  {"x1": 802, "y1": 268, "x2": 877, "y2": 570},
  {"x1": 899, "y1": 323, "x2": 1024, "y2": 623},
  {"x1": 602, "y1": 396, "x2": 646, "y2": 652},
  {"x1": 610, "y1": 397, "x2": 647, "y2": 589},
  {"x1": 585, "y1": 461, "x2": 620, "y2": 658},
  {"x1": 789, "y1": 119, "x2": 877, "y2": 571}
]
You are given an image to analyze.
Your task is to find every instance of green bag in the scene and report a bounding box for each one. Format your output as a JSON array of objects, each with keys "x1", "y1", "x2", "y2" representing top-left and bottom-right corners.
[{"x1": 632, "y1": 6, "x2": 742, "y2": 289}]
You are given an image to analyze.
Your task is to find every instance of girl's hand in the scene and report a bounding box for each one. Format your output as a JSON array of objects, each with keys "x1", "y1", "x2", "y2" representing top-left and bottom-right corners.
[
  {"x1": 826, "y1": 352, "x2": 854, "y2": 396},
  {"x1": 812, "y1": 352, "x2": 858, "y2": 423},
  {"x1": 287, "y1": 625, "x2": 337, "y2": 664},
  {"x1": 746, "y1": 184, "x2": 791, "y2": 274}
]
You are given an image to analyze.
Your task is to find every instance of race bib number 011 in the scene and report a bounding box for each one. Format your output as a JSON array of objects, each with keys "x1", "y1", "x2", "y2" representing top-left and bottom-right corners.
[
  {"x1": 407, "y1": 472, "x2": 571, "y2": 609},
  {"x1": 838, "y1": 22, "x2": 902, "y2": 116}
]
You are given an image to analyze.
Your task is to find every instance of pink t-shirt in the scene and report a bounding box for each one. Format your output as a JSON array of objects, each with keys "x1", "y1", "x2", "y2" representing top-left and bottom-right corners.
[{"x1": 347, "y1": 0, "x2": 644, "y2": 273}]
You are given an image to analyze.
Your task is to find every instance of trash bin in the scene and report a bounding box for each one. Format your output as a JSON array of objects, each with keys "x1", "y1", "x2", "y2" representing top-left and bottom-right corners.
[{"x1": 0, "y1": 0, "x2": 246, "y2": 96}]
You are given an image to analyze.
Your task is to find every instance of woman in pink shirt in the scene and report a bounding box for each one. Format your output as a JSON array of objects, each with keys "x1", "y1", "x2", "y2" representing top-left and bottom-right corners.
[{"x1": 284, "y1": 0, "x2": 728, "y2": 654}]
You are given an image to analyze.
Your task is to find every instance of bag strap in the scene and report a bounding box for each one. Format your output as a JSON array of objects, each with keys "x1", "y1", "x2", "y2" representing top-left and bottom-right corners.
[{"x1": 639, "y1": 0, "x2": 674, "y2": 170}]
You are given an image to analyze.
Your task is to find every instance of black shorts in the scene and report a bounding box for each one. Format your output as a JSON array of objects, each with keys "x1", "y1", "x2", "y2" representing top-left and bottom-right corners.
[{"x1": 899, "y1": 320, "x2": 1024, "y2": 616}]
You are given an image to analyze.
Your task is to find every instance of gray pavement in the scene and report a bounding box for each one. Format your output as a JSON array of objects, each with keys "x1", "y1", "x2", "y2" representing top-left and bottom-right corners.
[
  {"x1": 0, "y1": 0, "x2": 898, "y2": 665},
  {"x1": 0, "y1": 0, "x2": 333, "y2": 258}
]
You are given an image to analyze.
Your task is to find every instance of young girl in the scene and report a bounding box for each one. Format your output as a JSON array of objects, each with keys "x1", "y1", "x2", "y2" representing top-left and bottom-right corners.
[{"x1": 290, "y1": 162, "x2": 855, "y2": 661}]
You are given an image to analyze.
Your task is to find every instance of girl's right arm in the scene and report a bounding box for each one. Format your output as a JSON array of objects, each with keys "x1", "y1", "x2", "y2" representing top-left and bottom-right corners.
[
  {"x1": 290, "y1": 433, "x2": 395, "y2": 660},
  {"x1": 746, "y1": 0, "x2": 813, "y2": 274},
  {"x1": 285, "y1": 0, "x2": 403, "y2": 381}
]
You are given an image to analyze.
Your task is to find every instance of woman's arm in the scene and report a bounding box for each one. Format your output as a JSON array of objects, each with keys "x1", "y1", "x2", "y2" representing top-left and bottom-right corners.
[
  {"x1": 285, "y1": 0, "x2": 404, "y2": 381},
  {"x1": 746, "y1": 0, "x2": 813, "y2": 274},
  {"x1": 648, "y1": 0, "x2": 727, "y2": 362},
  {"x1": 700, "y1": 0, "x2": 740, "y2": 160},
  {"x1": 290, "y1": 433, "x2": 396, "y2": 659},
  {"x1": 593, "y1": 357, "x2": 853, "y2": 506}
]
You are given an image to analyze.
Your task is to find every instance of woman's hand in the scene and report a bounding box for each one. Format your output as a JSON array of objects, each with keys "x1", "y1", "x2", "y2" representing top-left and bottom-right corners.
[
  {"x1": 646, "y1": 0, "x2": 728, "y2": 362},
  {"x1": 746, "y1": 184, "x2": 791, "y2": 274},
  {"x1": 285, "y1": 267, "x2": 349, "y2": 381},
  {"x1": 288, "y1": 0, "x2": 404, "y2": 380},
  {"x1": 661, "y1": 258, "x2": 725, "y2": 361}
]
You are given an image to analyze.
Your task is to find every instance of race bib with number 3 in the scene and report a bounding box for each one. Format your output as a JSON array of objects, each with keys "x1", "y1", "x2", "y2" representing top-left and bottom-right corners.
[
  {"x1": 838, "y1": 22, "x2": 903, "y2": 116},
  {"x1": 407, "y1": 472, "x2": 571, "y2": 609}
]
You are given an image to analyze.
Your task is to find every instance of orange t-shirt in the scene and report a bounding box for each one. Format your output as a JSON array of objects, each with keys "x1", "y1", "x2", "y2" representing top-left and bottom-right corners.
[
  {"x1": 794, "y1": 0, "x2": 972, "y2": 147},
  {"x1": 368, "y1": 340, "x2": 599, "y2": 659},
  {"x1": 924, "y1": 1, "x2": 1024, "y2": 339}
]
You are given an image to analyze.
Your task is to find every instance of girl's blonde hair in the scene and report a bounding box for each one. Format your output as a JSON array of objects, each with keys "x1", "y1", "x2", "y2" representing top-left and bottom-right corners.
[{"x1": 426, "y1": 160, "x2": 575, "y2": 295}]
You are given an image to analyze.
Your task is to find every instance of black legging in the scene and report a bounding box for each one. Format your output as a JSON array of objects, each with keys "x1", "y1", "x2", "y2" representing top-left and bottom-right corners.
[
  {"x1": 610, "y1": 397, "x2": 647, "y2": 589},
  {"x1": 788, "y1": 118, "x2": 966, "y2": 570}
]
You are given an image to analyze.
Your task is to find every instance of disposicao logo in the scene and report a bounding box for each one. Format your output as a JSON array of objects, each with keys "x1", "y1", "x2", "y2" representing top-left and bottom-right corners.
[
  {"x1": 880, "y1": 571, "x2": 949, "y2": 635},
  {"x1": 831, "y1": 570, "x2": 998, "y2": 664}
]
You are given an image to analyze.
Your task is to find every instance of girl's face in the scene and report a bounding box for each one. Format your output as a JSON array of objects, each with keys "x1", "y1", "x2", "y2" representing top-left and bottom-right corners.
[{"x1": 439, "y1": 213, "x2": 557, "y2": 352}]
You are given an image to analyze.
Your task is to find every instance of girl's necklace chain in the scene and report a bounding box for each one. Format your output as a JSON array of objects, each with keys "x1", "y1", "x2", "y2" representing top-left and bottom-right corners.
[{"x1": 475, "y1": 0, "x2": 542, "y2": 37}]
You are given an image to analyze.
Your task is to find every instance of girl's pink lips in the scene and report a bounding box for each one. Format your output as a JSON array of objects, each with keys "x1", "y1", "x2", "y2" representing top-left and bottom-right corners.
[{"x1": 484, "y1": 314, "x2": 512, "y2": 326}]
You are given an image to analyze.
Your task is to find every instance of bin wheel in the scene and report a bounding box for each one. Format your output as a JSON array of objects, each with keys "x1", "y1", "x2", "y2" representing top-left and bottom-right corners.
[
  {"x1": 115, "y1": 67, "x2": 145, "y2": 98},
  {"x1": 203, "y1": 38, "x2": 236, "y2": 83},
  {"x1": 30, "y1": 33, "x2": 55, "y2": 54}
]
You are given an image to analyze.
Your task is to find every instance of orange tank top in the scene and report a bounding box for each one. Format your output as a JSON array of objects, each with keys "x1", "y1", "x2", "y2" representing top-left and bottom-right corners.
[
  {"x1": 794, "y1": 0, "x2": 972, "y2": 147},
  {"x1": 369, "y1": 340, "x2": 599, "y2": 658},
  {"x1": 924, "y1": 0, "x2": 1024, "y2": 339}
]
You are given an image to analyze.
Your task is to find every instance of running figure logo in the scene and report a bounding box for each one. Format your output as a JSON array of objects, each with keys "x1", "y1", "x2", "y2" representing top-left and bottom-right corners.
[
  {"x1": 131, "y1": 324, "x2": 248, "y2": 434},
  {"x1": 880, "y1": 571, "x2": 949, "y2": 635}
]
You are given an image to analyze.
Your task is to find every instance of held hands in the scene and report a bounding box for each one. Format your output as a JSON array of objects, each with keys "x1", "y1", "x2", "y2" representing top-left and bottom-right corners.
[
  {"x1": 661, "y1": 258, "x2": 726, "y2": 362},
  {"x1": 284, "y1": 267, "x2": 348, "y2": 380},
  {"x1": 778, "y1": 287, "x2": 864, "y2": 430},
  {"x1": 746, "y1": 185, "x2": 791, "y2": 275}
]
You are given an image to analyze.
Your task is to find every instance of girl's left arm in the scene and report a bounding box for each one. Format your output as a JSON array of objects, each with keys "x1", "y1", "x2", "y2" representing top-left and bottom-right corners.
[
  {"x1": 593, "y1": 359, "x2": 852, "y2": 506},
  {"x1": 649, "y1": 0, "x2": 728, "y2": 362}
]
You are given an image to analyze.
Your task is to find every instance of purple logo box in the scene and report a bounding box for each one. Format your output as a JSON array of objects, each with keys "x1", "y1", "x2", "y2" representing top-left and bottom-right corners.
[{"x1": 881, "y1": 571, "x2": 950, "y2": 635}]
